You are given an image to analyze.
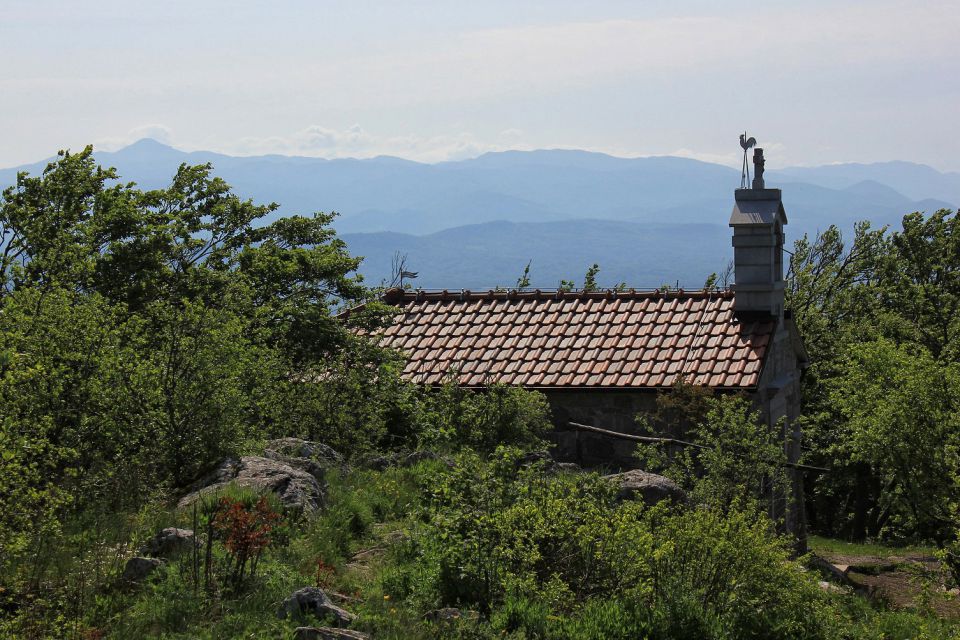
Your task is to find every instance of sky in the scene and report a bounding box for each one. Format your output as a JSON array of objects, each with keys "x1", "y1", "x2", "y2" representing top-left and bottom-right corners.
[{"x1": 2, "y1": 0, "x2": 959, "y2": 171}]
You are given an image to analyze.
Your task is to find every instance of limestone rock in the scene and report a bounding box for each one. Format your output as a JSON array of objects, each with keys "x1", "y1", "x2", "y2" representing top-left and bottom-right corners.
[
  {"x1": 294, "y1": 628, "x2": 370, "y2": 640},
  {"x1": 604, "y1": 469, "x2": 686, "y2": 505},
  {"x1": 178, "y1": 456, "x2": 326, "y2": 512},
  {"x1": 139, "y1": 527, "x2": 198, "y2": 558},
  {"x1": 279, "y1": 587, "x2": 356, "y2": 627},
  {"x1": 808, "y1": 554, "x2": 856, "y2": 589},
  {"x1": 122, "y1": 556, "x2": 163, "y2": 583},
  {"x1": 818, "y1": 580, "x2": 846, "y2": 594},
  {"x1": 262, "y1": 438, "x2": 340, "y2": 484},
  {"x1": 265, "y1": 437, "x2": 343, "y2": 464}
]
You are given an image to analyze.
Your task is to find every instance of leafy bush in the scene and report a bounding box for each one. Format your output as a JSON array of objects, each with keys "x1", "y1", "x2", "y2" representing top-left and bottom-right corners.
[
  {"x1": 211, "y1": 495, "x2": 282, "y2": 587},
  {"x1": 402, "y1": 448, "x2": 831, "y2": 639},
  {"x1": 414, "y1": 382, "x2": 552, "y2": 453},
  {"x1": 636, "y1": 391, "x2": 789, "y2": 516}
]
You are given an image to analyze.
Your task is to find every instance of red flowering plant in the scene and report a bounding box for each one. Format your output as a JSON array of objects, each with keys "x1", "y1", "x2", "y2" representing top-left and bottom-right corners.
[{"x1": 211, "y1": 495, "x2": 282, "y2": 587}]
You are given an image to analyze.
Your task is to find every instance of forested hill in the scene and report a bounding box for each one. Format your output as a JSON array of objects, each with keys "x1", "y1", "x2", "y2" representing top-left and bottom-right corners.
[{"x1": 2, "y1": 139, "x2": 956, "y2": 288}]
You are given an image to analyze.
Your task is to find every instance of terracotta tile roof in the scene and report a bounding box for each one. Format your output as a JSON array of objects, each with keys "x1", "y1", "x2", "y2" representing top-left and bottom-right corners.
[{"x1": 368, "y1": 288, "x2": 775, "y2": 390}]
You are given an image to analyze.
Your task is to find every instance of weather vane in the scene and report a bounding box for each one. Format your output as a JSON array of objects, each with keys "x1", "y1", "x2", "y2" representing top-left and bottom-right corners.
[{"x1": 739, "y1": 132, "x2": 757, "y2": 189}]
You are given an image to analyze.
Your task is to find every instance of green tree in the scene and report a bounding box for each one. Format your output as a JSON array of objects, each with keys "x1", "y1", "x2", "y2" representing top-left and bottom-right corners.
[
  {"x1": 830, "y1": 338, "x2": 960, "y2": 541},
  {"x1": 874, "y1": 209, "x2": 960, "y2": 359},
  {"x1": 1, "y1": 147, "x2": 384, "y2": 362},
  {"x1": 0, "y1": 146, "x2": 394, "y2": 577},
  {"x1": 786, "y1": 210, "x2": 960, "y2": 540}
]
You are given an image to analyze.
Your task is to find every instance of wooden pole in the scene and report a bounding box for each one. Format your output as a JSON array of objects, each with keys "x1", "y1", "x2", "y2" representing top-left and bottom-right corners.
[{"x1": 567, "y1": 421, "x2": 829, "y2": 473}]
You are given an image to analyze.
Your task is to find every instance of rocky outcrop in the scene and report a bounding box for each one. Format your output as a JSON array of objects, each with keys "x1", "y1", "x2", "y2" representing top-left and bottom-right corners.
[
  {"x1": 294, "y1": 628, "x2": 370, "y2": 640},
  {"x1": 121, "y1": 557, "x2": 163, "y2": 583},
  {"x1": 265, "y1": 437, "x2": 343, "y2": 465},
  {"x1": 263, "y1": 438, "x2": 342, "y2": 481},
  {"x1": 278, "y1": 587, "x2": 356, "y2": 627},
  {"x1": 178, "y1": 456, "x2": 327, "y2": 512},
  {"x1": 139, "y1": 527, "x2": 198, "y2": 558},
  {"x1": 604, "y1": 469, "x2": 686, "y2": 506}
]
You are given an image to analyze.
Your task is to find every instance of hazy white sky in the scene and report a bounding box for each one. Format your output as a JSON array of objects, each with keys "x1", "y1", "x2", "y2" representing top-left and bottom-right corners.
[{"x1": 2, "y1": 0, "x2": 958, "y2": 170}]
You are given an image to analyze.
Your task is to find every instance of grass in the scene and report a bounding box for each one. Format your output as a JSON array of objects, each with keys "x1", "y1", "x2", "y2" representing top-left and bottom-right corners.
[{"x1": 809, "y1": 535, "x2": 937, "y2": 559}]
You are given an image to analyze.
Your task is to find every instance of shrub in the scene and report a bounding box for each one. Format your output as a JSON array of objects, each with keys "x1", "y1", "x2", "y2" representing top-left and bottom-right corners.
[
  {"x1": 414, "y1": 382, "x2": 552, "y2": 453},
  {"x1": 636, "y1": 392, "x2": 789, "y2": 516},
  {"x1": 212, "y1": 495, "x2": 282, "y2": 587},
  {"x1": 407, "y1": 449, "x2": 833, "y2": 639}
]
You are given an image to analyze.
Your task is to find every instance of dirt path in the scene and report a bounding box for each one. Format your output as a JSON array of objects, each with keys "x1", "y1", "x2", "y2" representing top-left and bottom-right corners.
[{"x1": 817, "y1": 549, "x2": 960, "y2": 619}]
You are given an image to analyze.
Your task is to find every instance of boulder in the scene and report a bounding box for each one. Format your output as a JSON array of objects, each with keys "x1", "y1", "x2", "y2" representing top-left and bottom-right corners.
[
  {"x1": 808, "y1": 554, "x2": 856, "y2": 589},
  {"x1": 349, "y1": 547, "x2": 385, "y2": 564},
  {"x1": 294, "y1": 628, "x2": 370, "y2": 640},
  {"x1": 121, "y1": 557, "x2": 163, "y2": 583},
  {"x1": 818, "y1": 580, "x2": 846, "y2": 594},
  {"x1": 263, "y1": 438, "x2": 340, "y2": 483},
  {"x1": 265, "y1": 437, "x2": 343, "y2": 464},
  {"x1": 139, "y1": 527, "x2": 198, "y2": 558},
  {"x1": 515, "y1": 450, "x2": 557, "y2": 472},
  {"x1": 365, "y1": 454, "x2": 396, "y2": 471},
  {"x1": 604, "y1": 469, "x2": 686, "y2": 506},
  {"x1": 178, "y1": 456, "x2": 326, "y2": 512},
  {"x1": 279, "y1": 587, "x2": 356, "y2": 627}
]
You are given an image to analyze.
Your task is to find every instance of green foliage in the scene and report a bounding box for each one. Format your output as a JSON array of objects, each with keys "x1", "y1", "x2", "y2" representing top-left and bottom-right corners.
[
  {"x1": 875, "y1": 210, "x2": 960, "y2": 359},
  {"x1": 830, "y1": 338, "x2": 960, "y2": 541},
  {"x1": 808, "y1": 535, "x2": 935, "y2": 559},
  {"x1": 266, "y1": 347, "x2": 411, "y2": 456},
  {"x1": 582, "y1": 263, "x2": 600, "y2": 292},
  {"x1": 786, "y1": 210, "x2": 960, "y2": 543},
  {"x1": 397, "y1": 449, "x2": 834, "y2": 639},
  {"x1": 413, "y1": 382, "x2": 552, "y2": 453},
  {"x1": 411, "y1": 448, "x2": 643, "y2": 613},
  {"x1": 516, "y1": 260, "x2": 532, "y2": 288},
  {"x1": 637, "y1": 390, "x2": 788, "y2": 515},
  {"x1": 0, "y1": 147, "x2": 393, "y2": 602},
  {"x1": 0, "y1": 287, "x2": 273, "y2": 515}
]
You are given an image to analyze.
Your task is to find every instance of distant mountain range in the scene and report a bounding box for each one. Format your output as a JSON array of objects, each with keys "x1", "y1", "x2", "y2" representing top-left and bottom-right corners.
[{"x1": 2, "y1": 139, "x2": 957, "y2": 289}]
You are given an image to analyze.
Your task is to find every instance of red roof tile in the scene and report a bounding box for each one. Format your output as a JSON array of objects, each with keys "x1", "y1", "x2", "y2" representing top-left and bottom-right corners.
[{"x1": 367, "y1": 288, "x2": 774, "y2": 389}]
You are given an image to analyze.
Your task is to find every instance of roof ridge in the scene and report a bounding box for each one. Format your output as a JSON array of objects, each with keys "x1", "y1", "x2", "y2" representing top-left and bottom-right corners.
[{"x1": 381, "y1": 287, "x2": 732, "y2": 305}]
